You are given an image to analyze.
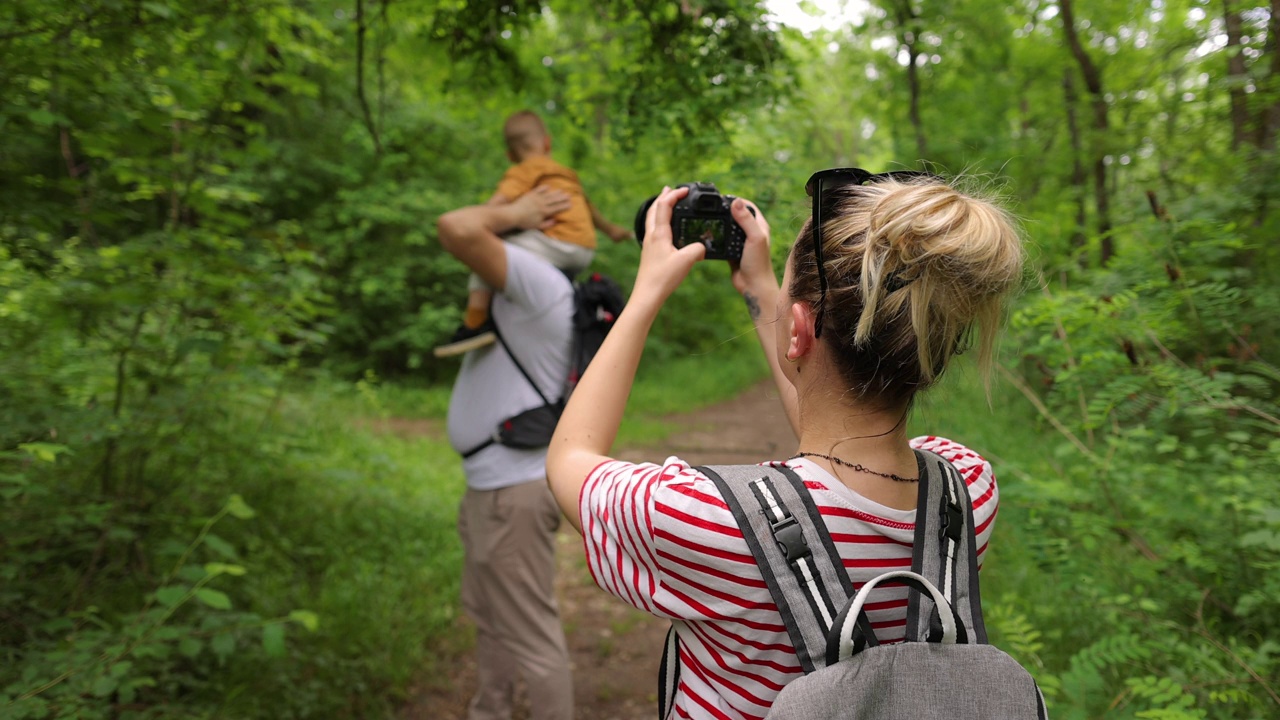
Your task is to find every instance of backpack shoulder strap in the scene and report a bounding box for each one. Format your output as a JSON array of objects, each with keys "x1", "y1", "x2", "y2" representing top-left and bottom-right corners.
[
  {"x1": 658, "y1": 463, "x2": 876, "y2": 718},
  {"x1": 906, "y1": 449, "x2": 988, "y2": 644},
  {"x1": 697, "y1": 464, "x2": 878, "y2": 672}
]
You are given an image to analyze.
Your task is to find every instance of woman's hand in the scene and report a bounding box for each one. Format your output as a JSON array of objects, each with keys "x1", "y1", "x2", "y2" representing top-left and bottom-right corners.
[
  {"x1": 548, "y1": 185, "x2": 700, "y2": 531},
  {"x1": 729, "y1": 198, "x2": 774, "y2": 296},
  {"x1": 631, "y1": 186, "x2": 706, "y2": 307}
]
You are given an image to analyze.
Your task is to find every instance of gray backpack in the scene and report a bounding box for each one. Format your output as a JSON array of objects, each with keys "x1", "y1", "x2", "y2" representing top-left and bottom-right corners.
[{"x1": 657, "y1": 451, "x2": 1048, "y2": 720}]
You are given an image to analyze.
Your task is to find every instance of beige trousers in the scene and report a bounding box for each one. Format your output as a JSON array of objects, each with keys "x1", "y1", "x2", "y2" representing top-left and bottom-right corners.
[{"x1": 457, "y1": 479, "x2": 573, "y2": 720}]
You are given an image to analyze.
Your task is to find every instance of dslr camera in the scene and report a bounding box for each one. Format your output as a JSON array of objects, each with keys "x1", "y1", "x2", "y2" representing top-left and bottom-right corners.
[{"x1": 634, "y1": 182, "x2": 755, "y2": 261}]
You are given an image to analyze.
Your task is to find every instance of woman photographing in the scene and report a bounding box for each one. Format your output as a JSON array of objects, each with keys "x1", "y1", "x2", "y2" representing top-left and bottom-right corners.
[{"x1": 546, "y1": 170, "x2": 1024, "y2": 719}]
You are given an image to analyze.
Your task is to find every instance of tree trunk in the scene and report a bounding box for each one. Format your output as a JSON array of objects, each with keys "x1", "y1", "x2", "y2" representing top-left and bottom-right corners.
[
  {"x1": 892, "y1": 1, "x2": 928, "y2": 161},
  {"x1": 1259, "y1": 0, "x2": 1280, "y2": 149},
  {"x1": 1063, "y1": 70, "x2": 1088, "y2": 257},
  {"x1": 1059, "y1": 0, "x2": 1113, "y2": 264},
  {"x1": 1223, "y1": 0, "x2": 1250, "y2": 150}
]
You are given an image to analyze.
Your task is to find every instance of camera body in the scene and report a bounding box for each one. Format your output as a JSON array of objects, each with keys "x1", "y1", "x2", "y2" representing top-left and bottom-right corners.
[{"x1": 634, "y1": 182, "x2": 754, "y2": 261}]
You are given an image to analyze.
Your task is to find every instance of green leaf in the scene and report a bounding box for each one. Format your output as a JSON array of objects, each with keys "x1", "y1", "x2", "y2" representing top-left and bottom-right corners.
[
  {"x1": 91, "y1": 674, "x2": 117, "y2": 697},
  {"x1": 226, "y1": 494, "x2": 256, "y2": 520},
  {"x1": 194, "y1": 588, "x2": 232, "y2": 610},
  {"x1": 154, "y1": 586, "x2": 188, "y2": 608},
  {"x1": 179, "y1": 637, "x2": 202, "y2": 658},
  {"x1": 141, "y1": 1, "x2": 173, "y2": 18},
  {"x1": 26, "y1": 109, "x2": 58, "y2": 127},
  {"x1": 210, "y1": 633, "x2": 235, "y2": 660},
  {"x1": 17, "y1": 443, "x2": 71, "y2": 463},
  {"x1": 262, "y1": 623, "x2": 286, "y2": 657},
  {"x1": 204, "y1": 562, "x2": 247, "y2": 577},
  {"x1": 288, "y1": 609, "x2": 320, "y2": 632},
  {"x1": 203, "y1": 533, "x2": 238, "y2": 559}
]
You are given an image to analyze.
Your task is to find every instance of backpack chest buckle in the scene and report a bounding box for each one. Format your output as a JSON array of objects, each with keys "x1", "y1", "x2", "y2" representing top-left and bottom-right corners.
[{"x1": 771, "y1": 516, "x2": 812, "y2": 563}]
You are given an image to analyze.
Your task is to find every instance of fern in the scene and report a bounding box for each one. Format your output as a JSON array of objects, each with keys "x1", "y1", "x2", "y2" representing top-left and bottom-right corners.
[{"x1": 1127, "y1": 676, "x2": 1207, "y2": 720}]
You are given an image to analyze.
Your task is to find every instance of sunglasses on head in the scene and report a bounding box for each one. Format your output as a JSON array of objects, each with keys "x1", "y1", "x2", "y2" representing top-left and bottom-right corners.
[{"x1": 803, "y1": 168, "x2": 941, "y2": 338}]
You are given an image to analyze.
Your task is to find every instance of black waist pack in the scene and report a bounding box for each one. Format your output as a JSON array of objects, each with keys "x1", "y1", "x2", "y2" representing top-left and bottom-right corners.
[
  {"x1": 495, "y1": 399, "x2": 565, "y2": 450},
  {"x1": 460, "y1": 273, "x2": 624, "y2": 460}
]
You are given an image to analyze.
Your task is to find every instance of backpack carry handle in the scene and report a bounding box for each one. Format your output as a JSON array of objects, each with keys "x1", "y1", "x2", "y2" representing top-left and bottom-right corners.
[{"x1": 825, "y1": 570, "x2": 965, "y2": 665}]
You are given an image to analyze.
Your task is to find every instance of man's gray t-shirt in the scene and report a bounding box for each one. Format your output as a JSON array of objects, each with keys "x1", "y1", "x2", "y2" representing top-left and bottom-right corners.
[{"x1": 446, "y1": 244, "x2": 574, "y2": 491}]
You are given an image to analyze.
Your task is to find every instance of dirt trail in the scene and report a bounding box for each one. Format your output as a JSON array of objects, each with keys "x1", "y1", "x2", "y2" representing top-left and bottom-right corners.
[{"x1": 401, "y1": 381, "x2": 797, "y2": 720}]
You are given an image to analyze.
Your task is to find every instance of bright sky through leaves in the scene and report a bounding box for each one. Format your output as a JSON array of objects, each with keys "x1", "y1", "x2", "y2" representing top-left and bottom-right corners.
[{"x1": 766, "y1": 0, "x2": 870, "y2": 33}]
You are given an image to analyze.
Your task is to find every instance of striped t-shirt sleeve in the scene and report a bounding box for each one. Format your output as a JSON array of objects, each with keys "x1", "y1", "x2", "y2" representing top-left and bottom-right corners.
[{"x1": 579, "y1": 457, "x2": 705, "y2": 617}]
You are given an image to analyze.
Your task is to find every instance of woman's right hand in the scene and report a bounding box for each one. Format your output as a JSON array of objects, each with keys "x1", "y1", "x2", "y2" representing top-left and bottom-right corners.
[
  {"x1": 729, "y1": 197, "x2": 774, "y2": 296},
  {"x1": 632, "y1": 186, "x2": 706, "y2": 308}
]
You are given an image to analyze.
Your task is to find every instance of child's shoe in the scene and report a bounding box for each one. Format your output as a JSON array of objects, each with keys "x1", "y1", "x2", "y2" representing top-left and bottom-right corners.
[{"x1": 433, "y1": 320, "x2": 496, "y2": 357}]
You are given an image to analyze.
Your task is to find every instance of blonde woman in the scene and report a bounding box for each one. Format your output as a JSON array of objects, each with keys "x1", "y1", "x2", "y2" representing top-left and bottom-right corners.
[{"x1": 546, "y1": 170, "x2": 1024, "y2": 719}]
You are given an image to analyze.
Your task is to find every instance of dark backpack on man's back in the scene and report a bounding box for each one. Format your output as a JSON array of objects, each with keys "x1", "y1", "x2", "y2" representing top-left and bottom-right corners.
[
  {"x1": 460, "y1": 271, "x2": 624, "y2": 458},
  {"x1": 567, "y1": 272, "x2": 625, "y2": 394},
  {"x1": 657, "y1": 454, "x2": 1048, "y2": 719}
]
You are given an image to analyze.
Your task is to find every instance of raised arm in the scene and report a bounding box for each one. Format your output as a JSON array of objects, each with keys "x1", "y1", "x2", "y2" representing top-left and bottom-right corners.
[
  {"x1": 729, "y1": 200, "x2": 800, "y2": 437},
  {"x1": 587, "y1": 197, "x2": 633, "y2": 243},
  {"x1": 547, "y1": 187, "x2": 704, "y2": 531},
  {"x1": 437, "y1": 186, "x2": 571, "y2": 290}
]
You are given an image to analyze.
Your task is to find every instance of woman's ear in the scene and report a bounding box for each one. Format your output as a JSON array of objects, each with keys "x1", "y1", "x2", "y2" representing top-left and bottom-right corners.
[{"x1": 787, "y1": 302, "x2": 817, "y2": 362}]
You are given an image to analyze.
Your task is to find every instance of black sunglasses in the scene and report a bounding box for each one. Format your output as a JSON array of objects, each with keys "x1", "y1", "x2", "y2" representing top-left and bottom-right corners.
[{"x1": 804, "y1": 168, "x2": 940, "y2": 338}]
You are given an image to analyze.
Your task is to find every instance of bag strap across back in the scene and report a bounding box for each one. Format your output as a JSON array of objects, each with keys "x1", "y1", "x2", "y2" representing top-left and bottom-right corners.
[
  {"x1": 459, "y1": 313, "x2": 558, "y2": 459},
  {"x1": 491, "y1": 316, "x2": 554, "y2": 407}
]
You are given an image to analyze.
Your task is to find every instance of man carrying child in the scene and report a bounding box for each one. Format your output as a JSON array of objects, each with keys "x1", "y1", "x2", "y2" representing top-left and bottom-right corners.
[
  {"x1": 434, "y1": 110, "x2": 629, "y2": 357},
  {"x1": 434, "y1": 109, "x2": 628, "y2": 720}
]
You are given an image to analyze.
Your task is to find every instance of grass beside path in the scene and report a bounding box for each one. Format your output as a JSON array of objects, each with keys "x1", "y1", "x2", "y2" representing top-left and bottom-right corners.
[
  {"x1": 261, "y1": 339, "x2": 769, "y2": 714},
  {"x1": 362, "y1": 335, "x2": 771, "y2": 445}
]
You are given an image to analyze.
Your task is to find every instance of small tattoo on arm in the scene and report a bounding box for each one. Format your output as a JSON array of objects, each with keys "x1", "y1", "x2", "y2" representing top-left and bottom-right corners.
[{"x1": 744, "y1": 291, "x2": 762, "y2": 321}]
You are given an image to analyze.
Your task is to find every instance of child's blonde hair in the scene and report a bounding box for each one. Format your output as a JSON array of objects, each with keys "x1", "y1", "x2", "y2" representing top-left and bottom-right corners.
[{"x1": 790, "y1": 176, "x2": 1024, "y2": 408}]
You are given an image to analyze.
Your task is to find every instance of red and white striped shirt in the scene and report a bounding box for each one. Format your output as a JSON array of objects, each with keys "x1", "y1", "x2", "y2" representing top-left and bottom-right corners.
[{"x1": 578, "y1": 435, "x2": 998, "y2": 720}]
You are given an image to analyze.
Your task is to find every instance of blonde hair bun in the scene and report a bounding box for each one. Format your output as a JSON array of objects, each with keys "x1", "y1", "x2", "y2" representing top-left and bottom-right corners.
[{"x1": 792, "y1": 175, "x2": 1024, "y2": 406}]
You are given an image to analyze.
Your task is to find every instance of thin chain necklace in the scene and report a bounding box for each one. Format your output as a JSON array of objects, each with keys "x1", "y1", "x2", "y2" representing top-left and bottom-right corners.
[{"x1": 790, "y1": 452, "x2": 919, "y2": 483}]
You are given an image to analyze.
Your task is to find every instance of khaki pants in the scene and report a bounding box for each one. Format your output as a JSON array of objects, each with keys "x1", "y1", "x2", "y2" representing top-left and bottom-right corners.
[{"x1": 458, "y1": 479, "x2": 573, "y2": 720}]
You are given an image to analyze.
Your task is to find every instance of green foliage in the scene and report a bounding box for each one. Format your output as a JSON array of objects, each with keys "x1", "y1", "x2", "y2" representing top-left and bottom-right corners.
[
  {"x1": 6, "y1": 0, "x2": 1280, "y2": 716},
  {"x1": 1, "y1": 381, "x2": 466, "y2": 718}
]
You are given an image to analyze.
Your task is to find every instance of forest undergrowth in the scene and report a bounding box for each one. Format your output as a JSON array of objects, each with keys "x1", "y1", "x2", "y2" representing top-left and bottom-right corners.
[{"x1": 5, "y1": 0, "x2": 1280, "y2": 717}]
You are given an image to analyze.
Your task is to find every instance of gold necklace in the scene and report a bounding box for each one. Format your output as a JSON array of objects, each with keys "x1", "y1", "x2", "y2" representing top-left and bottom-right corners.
[{"x1": 790, "y1": 452, "x2": 919, "y2": 483}]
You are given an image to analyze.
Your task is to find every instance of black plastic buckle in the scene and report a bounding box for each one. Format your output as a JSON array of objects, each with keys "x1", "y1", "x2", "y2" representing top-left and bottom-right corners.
[
  {"x1": 772, "y1": 516, "x2": 811, "y2": 563},
  {"x1": 941, "y1": 501, "x2": 964, "y2": 543}
]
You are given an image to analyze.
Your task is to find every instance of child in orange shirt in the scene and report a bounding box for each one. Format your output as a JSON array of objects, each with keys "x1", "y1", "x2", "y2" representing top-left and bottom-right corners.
[{"x1": 434, "y1": 110, "x2": 630, "y2": 357}]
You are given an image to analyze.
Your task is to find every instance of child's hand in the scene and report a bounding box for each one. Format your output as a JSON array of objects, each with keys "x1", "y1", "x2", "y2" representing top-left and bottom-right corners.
[{"x1": 606, "y1": 224, "x2": 634, "y2": 243}]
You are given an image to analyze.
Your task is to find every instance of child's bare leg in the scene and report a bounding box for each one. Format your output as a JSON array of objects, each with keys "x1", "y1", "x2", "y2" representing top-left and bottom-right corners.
[{"x1": 465, "y1": 288, "x2": 492, "y2": 329}]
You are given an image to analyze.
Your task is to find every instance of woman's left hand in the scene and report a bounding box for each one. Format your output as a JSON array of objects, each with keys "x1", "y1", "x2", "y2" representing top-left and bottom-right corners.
[{"x1": 632, "y1": 186, "x2": 706, "y2": 307}]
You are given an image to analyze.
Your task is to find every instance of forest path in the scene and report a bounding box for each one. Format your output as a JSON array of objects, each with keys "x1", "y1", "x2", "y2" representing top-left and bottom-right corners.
[{"x1": 401, "y1": 380, "x2": 797, "y2": 720}]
